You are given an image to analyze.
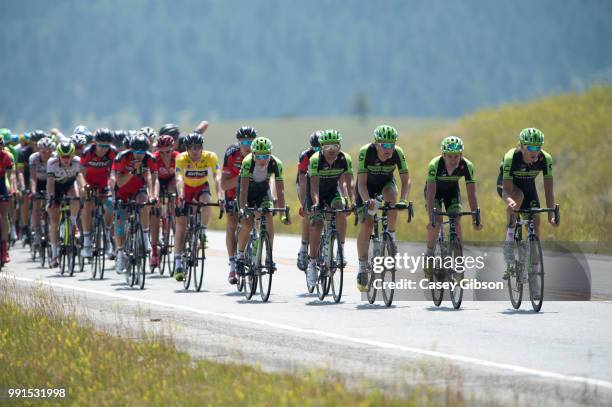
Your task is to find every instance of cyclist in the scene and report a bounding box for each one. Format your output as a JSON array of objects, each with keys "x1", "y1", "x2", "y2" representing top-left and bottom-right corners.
[
  {"x1": 110, "y1": 132, "x2": 158, "y2": 273},
  {"x1": 173, "y1": 132, "x2": 222, "y2": 281},
  {"x1": 296, "y1": 131, "x2": 321, "y2": 272},
  {"x1": 149, "y1": 134, "x2": 178, "y2": 269},
  {"x1": 46, "y1": 142, "x2": 85, "y2": 268},
  {"x1": 80, "y1": 128, "x2": 117, "y2": 258},
  {"x1": 158, "y1": 123, "x2": 181, "y2": 151},
  {"x1": 423, "y1": 136, "x2": 482, "y2": 278},
  {"x1": 17, "y1": 132, "x2": 35, "y2": 243},
  {"x1": 1, "y1": 129, "x2": 20, "y2": 243},
  {"x1": 355, "y1": 125, "x2": 411, "y2": 291},
  {"x1": 0, "y1": 136, "x2": 17, "y2": 263},
  {"x1": 497, "y1": 128, "x2": 558, "y2": 279},
  {"x1": 29, "y1": 135, "x2": 54, "y2": 250},
  {"x1": 305, "y1": 130, "x2": 354, "y2": 287},
  {"x1": 235, "y1": 137, "x2": 290, "y2": 276},
  {"x1": 220, "y1": 126, "x2": 256, "y2": 284}
]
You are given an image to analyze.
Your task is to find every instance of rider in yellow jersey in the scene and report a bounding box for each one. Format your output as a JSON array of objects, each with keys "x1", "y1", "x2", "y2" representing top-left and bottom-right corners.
[{"x1": 173, "y1": 132, "x2": 223, "y2": 281}]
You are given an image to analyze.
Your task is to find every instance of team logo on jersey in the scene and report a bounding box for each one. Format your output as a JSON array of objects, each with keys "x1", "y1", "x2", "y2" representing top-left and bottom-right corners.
[{"x1": 185, "y1": 169, "x2": 208, "y2": 177}]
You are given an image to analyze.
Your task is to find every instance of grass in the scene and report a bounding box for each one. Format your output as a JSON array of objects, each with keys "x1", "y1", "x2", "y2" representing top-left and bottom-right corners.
[
  {"x1": 203, "y1": 86, "x2": 612, "y2": 246},
  {"x1": 0, "y1": 279, "x2": 459, "y2": 406}
]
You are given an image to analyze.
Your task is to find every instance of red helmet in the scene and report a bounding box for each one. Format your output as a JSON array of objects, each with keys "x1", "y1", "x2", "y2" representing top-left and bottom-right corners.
[{"x1": 157, "y1": 135, "x2": 174, "y2": 148}]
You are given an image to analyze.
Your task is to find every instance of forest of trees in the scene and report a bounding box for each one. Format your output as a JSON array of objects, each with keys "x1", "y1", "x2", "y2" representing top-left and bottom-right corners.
[{"x1": 0, "y1": 0, "x2": 610, "y2": 129}]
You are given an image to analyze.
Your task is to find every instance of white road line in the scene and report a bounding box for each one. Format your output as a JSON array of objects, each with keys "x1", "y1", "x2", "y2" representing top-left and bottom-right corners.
[{"x1": 4, "y1": 274, "x2": 612, "y2": 391}]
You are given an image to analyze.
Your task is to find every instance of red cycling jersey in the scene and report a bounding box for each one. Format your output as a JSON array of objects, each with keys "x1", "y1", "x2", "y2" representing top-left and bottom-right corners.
[
  {"x1": 221, "y1": 143, "x2": 244, "y2": 200},
  {"x1": 112, "y1": 150, "x2": 157, "y2": 199},
  {"x1": 153, "y1": 150, "x2": 179, "y2": 180},
  {"x1": 0, "y1": 150, "x2": 14, "y2": 179},
  {"x1": 80, "y1": 144, "x2": 118, "y2": 188}
]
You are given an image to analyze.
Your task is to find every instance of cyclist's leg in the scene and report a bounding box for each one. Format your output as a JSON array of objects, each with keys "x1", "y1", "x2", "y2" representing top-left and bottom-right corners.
[
  {"x1": 356, "y1": 186, "x2": 374, "y2": 265},
  {"x1": 198, "y1": 182, "x2": 212, "y2": 227},
  {"x1": 67, "y1": 183, "x2": 80, "y2": 231},
  {"x1": 381, "y1": 179, "x2": 398, "y2": 235},
  {"x1": 0, "y1": 184, "x2": 10, "y2": 261},
  {"x1": 81, "y1": 197, "x2": 93, "y2": 243},
  {"x1": 225, "y1": 200, "x2": 238, "y2": 256},
  {"x1": 48, "y1": 198, "x2": 61, "y2": 263},
  {"x1": 20, "y1": 189, "x2": 31, "y2": 237},
  {"x1": 331, "y1": 193, "x2": 347, "y2": 244}
]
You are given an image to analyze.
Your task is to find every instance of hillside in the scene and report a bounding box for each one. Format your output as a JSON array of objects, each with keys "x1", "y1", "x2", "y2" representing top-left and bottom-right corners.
[{"x1": 205, "y1": 86, "x2": 612, "y2": 244}]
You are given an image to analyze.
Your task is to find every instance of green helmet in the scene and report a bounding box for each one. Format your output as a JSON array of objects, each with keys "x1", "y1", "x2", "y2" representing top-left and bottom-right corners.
[
  {"x1": 251, "y1": 137, "x2": 272, "y2": 153},
  {"x1": 519, "y1": 128, "x2": 544, "y2": 146},
  {"x1": 56, "y1": 142, "x2": 75, "y2": 157},
  {"x1": 319, "y1": 129, "x2": 342, "y2": 145},
  {"x1": 0, "y1": 128, "x2": 11, "y2": 144},
  {"x1": 441, "y1": 136, "x2": 464, "y2": 153},
  {"x1": 373, "y1": 125, "x2": 398, "y2": 142}
]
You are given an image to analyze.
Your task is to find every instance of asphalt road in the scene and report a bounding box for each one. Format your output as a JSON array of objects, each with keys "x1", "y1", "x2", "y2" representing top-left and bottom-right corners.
[{"x1": 2, "y1": 231, "x2": 611, "y2": 406}]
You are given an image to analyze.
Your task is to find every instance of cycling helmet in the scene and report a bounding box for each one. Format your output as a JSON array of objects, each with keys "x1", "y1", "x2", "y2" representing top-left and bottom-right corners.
[
  {"x1": 10, "y1": 133, "x2": 20, "y2": 144},
  {"x1": 519, "y1": 128, "x2": 544, "y2": 146},
  {"x1": 251, "y1": 137, "x2": 272, "y2": 153},
  {"x1": 441, "y1": 136, "x2": 464, "y2": 153},
  {"x1": 112, "y1": 130, "x2": 128, "y2": 147},
  {"x1": 139, "y1": 126, "x2": 157, "y2": 140},
  {"x1": 71, "y1": 133, "x2": 88, "y2": 147},
  {"x1": 157, "y1": 135, "x2": 174, "y2": 148},
  {"x1": 159, "y1": 123, "x2": 180, "y2": 139},
  {"x1": 94, "y1": 128, "x2": 114, "y2": 143},
  {"x1": 183, "y1": 132, "x2": 204, "y2": 147},
  {"x1": 235, "y1": 126, "x2": 257, "y2": 139},
  {"x1": 319, "y1": 129, "x2": 342, "y2": 145},
  {"x1": 73, "y1": 125, "x2": 90, "y2": 136},
  {"x1": 373, "y1": 125, "x2": 398, "y2": 142},
  {"x1": 30, "y1": 130, "x2": 48, "y2": 142},
  {"x1": 0, "y1": 128, "x2": 11, "y2": 144},
  {"x1": 20, "y1": 133, "x2": 31, "y2": 144},
  {"x1": 37, "y1": 137, "x2": 56, "y2": 150},
  {"x1": 130, "y1": 134, "x2": 150, "y2": 151},
  {"x1": 309, "y1": 131, "x2": 322, "y2": 148},
  {"x1": 56, "y1": 142, "x2": 75, "y2": 157}
]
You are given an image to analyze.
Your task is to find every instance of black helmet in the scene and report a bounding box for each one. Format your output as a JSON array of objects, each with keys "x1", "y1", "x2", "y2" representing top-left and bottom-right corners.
[
  {"x1": 113, "y1": 130, "x2": 128, "y2": 146},
  {"x1": 235, "y1": 126, "x2": 257, "y2": 139},
  {"x1": 130, "y1": 134, "x2": 150, "y2": 151},
  {"x1": 183, "y1": 132, "x2": 203, "y2": 147},
  {"x1": 30, "y1": 129, "x2": 49, "y2": 142},
  {"x1": 94, "y1": 128, "x2": 113, "y2": 143},
  {"x1": 159, "y1": 123, "x2": 180, "y2": 139},
  {"x1": 309, "y1": 130, "x2": 322, "y2": 148}
]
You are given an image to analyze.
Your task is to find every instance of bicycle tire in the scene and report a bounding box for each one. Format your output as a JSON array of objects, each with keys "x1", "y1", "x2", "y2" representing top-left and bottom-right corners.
[
  {"x1": 59, "y1": 218, "x2": 69, "y2": 276},
  {"x1": 449, "y1": 239, "x2": 464, "y2": 310},
  {"x1": 381, "y1": 233, "x2": 397, "y2": 307},
  {"x1": 430, "y1": 240, "x2": 445, "y2": 306},
  {"x1": 258, "y1": 231, "x2": 273, "y2": 302},
  {"x1": 94, "y1": 215, "x2": 106, "y2": 279},
  {"x1": 316, "y1": 233, "x2": 329, "y2": 301},
  {"x1": 182, "y1": 228, "x2": 193, "y2": 290},
  {"x1": 366, "y1": 238, "x2": 380, "y2": 304},
  {"x1": 528, "y1": 236, "x2": 544, "y2": 312},
  {"x1": 244, "y1": 238, "x2": 257, "y2": 299},
  {"x1": 330, "y1": 231, "x2": 344, "y2": 303},
  {"x1": 507, "y1": 240, "x2": 524, "y2": 309},
  {"x1": 192, "y1": 228, "x2": 206, "y2": 292},
  {"x1": 135, "y1": 224, "x2": 146, "y2": 290}
]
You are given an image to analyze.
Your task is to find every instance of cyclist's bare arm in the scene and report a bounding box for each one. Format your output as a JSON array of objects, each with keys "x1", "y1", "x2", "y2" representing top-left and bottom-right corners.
[
  {"x1": 274, "y1": 178, "x2": 286, "y2": 208},
  {"x1": 466, "y1": 182, "x2": 479, "y2": 212},
  {"x1": 399, "y1": 171, "x2": 410, "y2": 201},
  {"x1": 108, "y1": 171, "x2": 116, "y2": 191},
  {"x1": 309, "y1": 175, "x2": 320, "y2": 208},
  {"x1": 543, "y1": 178, "x2": 557, "y2": 225},
  {"x1": 298, "y1": 173, "x2": 308, "y2": 207},
  {"x1": 220, "y1": 172, "x2": 238, "y2": 191},
  {"x1": 426, "y1": 181, "x2": 437, "y2": 217},
  {"x1": 501, "y1": 179, "x2": 517, "y2": 208},
  {"x1": 46, "y1": 177, "x2": 55, "y2": 199},
  {"x1": 194, "y1": 121, "x2": 209, "y2": 134},
  {"x1": 239, "y1": 177, "x2": 249, "y2": 210},
  {"x1": 357, "y1": 173, "x2": 370, "y2": 204},
  {"x1": 213, "y1": 169, "x2": 223, "y2": 201}
]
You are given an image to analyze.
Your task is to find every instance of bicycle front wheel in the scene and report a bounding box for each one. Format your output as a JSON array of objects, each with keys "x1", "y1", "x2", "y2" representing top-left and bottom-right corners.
[
  {"x1": 192, "y1": 229, "x2": 206, "y2": 292},
  {"x1": 316, "y1": 235, "x2": 329, "y2": 301},
  {"x1": 430, "y1": 241, "x2": 445, "y2": 307},
  {"x1": 135, "y1": 225, "x2": 146, "y2": 290},
  {"x1": 244, "y1": 238, "x2": 257, "y2": 299},
  {"x1": 366, "y1": 239, "x2": 380, "y2": 304},
  {"x1": 528, "y1": 236, "x2": 544, "y2": 312},
  {"x1": 449, "y1": 239, "x2": 464, "y2": 310},
  {"x1": 330, "y1": 232, "x2": 344, "y2": 304},
  {"x1": 258, "y1": 232, "x2": 273, "y2": 302},
  {"x1": 381, "y1": 234, "x2": 397, "y2": 307},
  {"x1": 59, "y1": 218, "x2": 69, "y2": 276},
  {"x1": 507, "y1": 240, "x2": 524, "y2": 309},
  {"x1": 182, "y1": 229, "x2": 193, "y2": 290}
]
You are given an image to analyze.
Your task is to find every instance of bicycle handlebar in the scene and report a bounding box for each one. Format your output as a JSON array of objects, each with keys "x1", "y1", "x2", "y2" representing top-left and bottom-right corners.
[
  {"x1": 184, "y1": 200, "x2": 225, "y2": 219},
  {"x1": 431, "y1": 207, "x2": 481, "y2": 227},
  {"x1": 359, "y1": 197, "x2": 414, "y2": 224},
  {"x1": 514, "y1": 204, "x2": 560, "y2": 225}
]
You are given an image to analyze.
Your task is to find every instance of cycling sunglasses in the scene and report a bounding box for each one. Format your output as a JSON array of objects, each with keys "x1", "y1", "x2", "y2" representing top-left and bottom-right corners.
[
  {"x1": 133, "y1": 150, "x2": 146, "y2": 155},
  {"x1": 380, "y1": 142, "x2": 395, "y2": 150},
  {"x1": 321, "y1": 143, "x2": 340, "y2": 151},
  {"x1": 255, "y1": 153, "x2": 270, "y2": 160},
  {"x1": 240, "y1": 140, "x2": 253, "y2": 146},
  {"x1": 97, "y1": 143, "x2": 110, "y2": 148},
  {"x1": 158, "y1": 149, "x2": 173, "y2": 154},
  {"x1": 525, "y1": 145, "x2": 541, "y2": 152}
]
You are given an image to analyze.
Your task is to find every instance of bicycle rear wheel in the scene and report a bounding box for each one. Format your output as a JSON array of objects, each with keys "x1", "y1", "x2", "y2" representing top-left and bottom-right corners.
[
  {"x1": 528, "y1": 236, "x2": 544, "y2": 312},
  {"x1": 330, "y1": 232, "x2": 344, "y2": 303},
  {"x1": 449, "y1": 239, "x2": 464, "y2": 310},
  {"x1": 258, "y1": 232, "x2": 273, "y2": 302},
  {"x1": 381, "y1": 234, "x2": 397, "y2": 307},
  {"x1": 366, "y1": 239, "x2": 379, "y2": 304},
  {"x1": 192, "y1": 229, "x2": 206, "y2": 292},
  {"x1": 507, "y1": 240, "x2": 524, "y2": 309}
]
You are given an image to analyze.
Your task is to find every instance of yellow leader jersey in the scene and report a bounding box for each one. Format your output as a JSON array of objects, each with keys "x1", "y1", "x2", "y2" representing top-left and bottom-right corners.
[{"x1": 175, "y1": 151, "x2": 219, "y2": 187}]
